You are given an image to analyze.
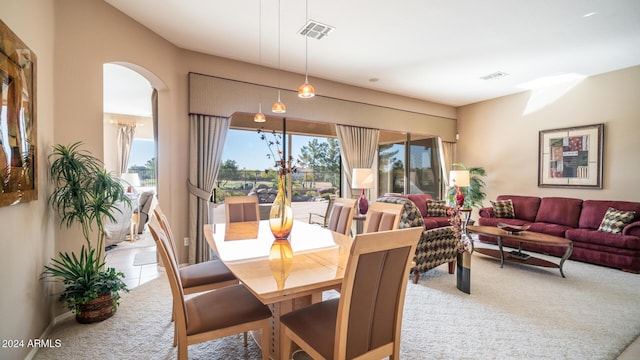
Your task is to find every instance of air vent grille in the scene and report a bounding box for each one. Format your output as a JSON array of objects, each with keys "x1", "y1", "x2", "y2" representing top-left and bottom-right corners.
[{"x1": 299, "y1": 20, "x2": 335, "y2": 40}]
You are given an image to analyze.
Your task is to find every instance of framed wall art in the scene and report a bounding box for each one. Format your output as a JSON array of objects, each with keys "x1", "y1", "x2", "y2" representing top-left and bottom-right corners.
[
  {"x1": 0, "y1": 19, "x2": 38, "y2": 207},
  {"x1": 538, "y1": 123, "x2": 603, "y2": 189}
]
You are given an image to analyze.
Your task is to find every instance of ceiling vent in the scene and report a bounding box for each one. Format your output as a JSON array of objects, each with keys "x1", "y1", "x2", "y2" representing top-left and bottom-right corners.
[
  {"x1": 480, "y1": 71, "x2": 509, "y2": 80},
  {"x1": 299, "y1": 20, "x2": 335, "y2": 40}
]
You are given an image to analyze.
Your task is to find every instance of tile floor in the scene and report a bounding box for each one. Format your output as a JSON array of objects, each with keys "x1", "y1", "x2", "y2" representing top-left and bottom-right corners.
[{"x1": 105, "y1": 232, "x2": 160, "y2": 290}]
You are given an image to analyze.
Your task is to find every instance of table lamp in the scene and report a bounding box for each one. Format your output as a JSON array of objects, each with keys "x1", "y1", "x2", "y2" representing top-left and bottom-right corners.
[
  {"x1": 352, "y1": 168, "x2": 374, "y2": 215},
  {"x1": 449, "y1": 170, "x2": 470, "y2": 208},
  {"x1": 121, "y1": 173, "x2": 141, "y2": 193}
]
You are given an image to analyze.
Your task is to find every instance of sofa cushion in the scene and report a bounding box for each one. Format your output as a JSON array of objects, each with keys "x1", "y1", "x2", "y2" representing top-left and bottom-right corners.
[
  {"x1": 496, "y1": 195, "x2": 541, "y2": 222},
  {"x1": 566, "y1": 228, "x2": 640, "y2": 250},
  {"x1": 426, "y1": 199, "x2": 447, "y2": 217},
  {"x1": 535, "y1": 197, "x2": 582, "y2": 228},
  {"x1": 579, "y1": 200, "x2": 640, "y2": 229},
  {"x1": 403, "y1": 193, "x2": 432, "y2": 218},
  {"x1": 597, "y1": 207, "x2": 636, "y2": 234},
  {"x1": 491, "y1": 199, "x2": 515, "y2": 218}
]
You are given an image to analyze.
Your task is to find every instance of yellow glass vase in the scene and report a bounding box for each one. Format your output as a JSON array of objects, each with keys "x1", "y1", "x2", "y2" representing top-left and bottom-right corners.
[
  {"x1": 269, "y1": 174, "x2": 294, "y2": 239},
  {"x1": 268, "y1": 239, "x2": 294, "y2": 290}
]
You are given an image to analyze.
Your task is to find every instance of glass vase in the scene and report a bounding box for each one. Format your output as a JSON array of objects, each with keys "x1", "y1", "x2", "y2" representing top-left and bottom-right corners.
[
  {"x1": 269, "y1": 174, "x2": 293, "y2": 239},
  {"x1": 456, "y1": 250, "x2": 471, "y2": 294}
]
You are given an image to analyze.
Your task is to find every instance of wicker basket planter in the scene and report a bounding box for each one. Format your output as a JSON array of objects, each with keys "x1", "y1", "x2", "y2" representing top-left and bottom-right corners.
[{"x1": 75, "y1": 294, "x2": 117, "y2": 324}]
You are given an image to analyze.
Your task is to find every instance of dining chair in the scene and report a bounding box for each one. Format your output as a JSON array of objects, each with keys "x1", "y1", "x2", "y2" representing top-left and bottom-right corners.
[
  {"x1": 308, "y1": 195, "x2": 337, "y2": 228},
  {"x1": 362, "y1": 201, "x2": 403, "y2": 233},
  {"x1": 148, "y1": 217, "x2": 272, "y2": 360},
  {"x1": 153, "y1": 205, "x2": 238, "y2": 295},
  {"x1": 326, "y1": 197, "x2": 357, "y2": 236},
  {"x1": 153, "y1": 205, "x2": 239, "y2": 346},
  {"x1": 279, "y1": 227, "x2": 422, "y2": 360},
  {"x1": 224, "y1": 195, "x2": 260, "y2": 223}
]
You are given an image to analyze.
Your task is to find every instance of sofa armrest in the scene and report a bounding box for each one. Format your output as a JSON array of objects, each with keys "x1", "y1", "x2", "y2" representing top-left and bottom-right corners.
[
  {"x1": 622, "y1": 220, "x2": 640, "y2": 237},
  {"x1": 479, "y1": 207, "x2": 494, "y2": 218}
]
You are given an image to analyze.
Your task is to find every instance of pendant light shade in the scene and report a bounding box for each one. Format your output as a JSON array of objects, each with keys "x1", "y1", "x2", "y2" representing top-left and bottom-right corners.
[
  {"x1": 272, "y1": 90, "x2": 286, "y2": 113},
  {"x1": 254, "y1": 103, "x2": 266, "y2": 122},
  {"x1": 298, "y1": 80, "x2": 315, "y2": 98},
  {"x1": 298, "y1": 0, "x2": 315, "y2": 98}
]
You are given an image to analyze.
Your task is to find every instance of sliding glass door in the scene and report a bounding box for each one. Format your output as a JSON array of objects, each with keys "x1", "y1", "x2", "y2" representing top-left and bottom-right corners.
[{"x1": 378, "y1": 134, "x2": 442, "y2": 199}]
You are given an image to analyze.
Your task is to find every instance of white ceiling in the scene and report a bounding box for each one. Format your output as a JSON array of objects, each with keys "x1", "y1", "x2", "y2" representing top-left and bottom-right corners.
[{"x1": 104, "y1": 0, "x2": 640, "y2": 107}]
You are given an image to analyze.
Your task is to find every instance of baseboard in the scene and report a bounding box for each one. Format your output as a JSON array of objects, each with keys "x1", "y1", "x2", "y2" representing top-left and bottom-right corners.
[{"x1": 24, "y1": 311, "x2": 74, "y2": 360}]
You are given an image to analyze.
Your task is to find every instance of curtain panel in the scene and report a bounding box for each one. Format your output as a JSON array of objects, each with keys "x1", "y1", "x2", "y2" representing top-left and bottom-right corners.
[
  {"x1": 438, "y1": 137, "x2": 455, "y2": 195},
  {"x1": 116, "y1": 124, "x2": 136, "y2": 176},
  {"x1": 335, "y1": 125, "x2": 379, "y2": 197},
  {"x1": 188, "y1": 114, "x2": 230, "y2": 264}
]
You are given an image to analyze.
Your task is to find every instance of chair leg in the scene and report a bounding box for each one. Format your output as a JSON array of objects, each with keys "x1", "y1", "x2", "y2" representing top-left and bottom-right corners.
[
  {"x1": 280, "y1": 327, "x2": 292, "y2": 360},
  {"x1": 262, "y1": 326, "x2": 271, "y2": 360},
  {"x1": 243, "y1": 331, "x2": 248, "y2": 347},
  {"x1": 448, "y1": 260, "x2": 455, "y2": 274},
  {"x1": 412, "y1": 270, "x2": 419, "y2": 284}
]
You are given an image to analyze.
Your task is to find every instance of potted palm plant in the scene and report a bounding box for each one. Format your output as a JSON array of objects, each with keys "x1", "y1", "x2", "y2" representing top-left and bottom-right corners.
[
  {"x1": 43, "y1": 142, "x2": 130, "y2": 323},
  {"x1": 446, "y1": 163, "x2": 487, "y2": 209}
]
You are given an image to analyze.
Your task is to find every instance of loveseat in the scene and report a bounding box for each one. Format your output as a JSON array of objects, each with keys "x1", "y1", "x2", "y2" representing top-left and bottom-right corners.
[
  {"x1": 478, "y1": 195, "x2": 640, "y2": 273},
  {"x1": 376, "y1": 196, "x2": 458, "y2": 283}
]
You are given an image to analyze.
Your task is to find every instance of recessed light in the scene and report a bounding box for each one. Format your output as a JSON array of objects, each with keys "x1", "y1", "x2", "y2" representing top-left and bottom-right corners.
[{"x1": 480, "y1": 71, "x2": 509, "y2": 81}]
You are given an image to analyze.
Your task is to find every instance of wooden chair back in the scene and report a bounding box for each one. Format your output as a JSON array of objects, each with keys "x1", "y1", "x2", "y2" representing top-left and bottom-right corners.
[
  {"x1": 326, "y1": 197, "x2": 357, "y2": 236},
  {"x1": 362, "y1": 201, "x2": 403, "y2": 233},
  {"x1": 334, "y1": 227, "x2": 421, "y2": 359},
  {"x1": 308, "y1": 195, "x2": 337, "y2": 227},
  {"x1": 224, "y1": 196, "x2": 260, "y2": 223}
]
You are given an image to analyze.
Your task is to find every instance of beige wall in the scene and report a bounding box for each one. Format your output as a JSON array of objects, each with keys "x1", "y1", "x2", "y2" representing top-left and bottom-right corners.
[
  {"x1": 457, "y1": 66, "x2": 640, "y2": 217},
  {"x1": 0, "y1": 1, "x2": 55, "y2": 359}
]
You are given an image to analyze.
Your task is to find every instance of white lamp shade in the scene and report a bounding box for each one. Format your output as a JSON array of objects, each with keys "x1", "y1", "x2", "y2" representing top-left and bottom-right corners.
[
  {"x1": 121, "y1": 172, "x2": 141, "y2": 187},
  {"x1": 352, "y1": 168, "x2": 374, "y2": 189},
  {"x1": 449, "y1": 170, "x2": 470, "y2": 187}
]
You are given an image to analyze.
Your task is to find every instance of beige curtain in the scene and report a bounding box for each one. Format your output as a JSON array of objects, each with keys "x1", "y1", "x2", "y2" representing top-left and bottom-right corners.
[
  {"x1": 116, "y1": 123, "x2": 136, "y2": 176},
  {"x1": 335, "y1": 125, "x2": 379, "y2": 197},
  {"x1": 438, "y1": 137, "x2": 455, "y2": 195},
  {"x1": 188, "y1": 114, "x2": 230, "y2": 264}
]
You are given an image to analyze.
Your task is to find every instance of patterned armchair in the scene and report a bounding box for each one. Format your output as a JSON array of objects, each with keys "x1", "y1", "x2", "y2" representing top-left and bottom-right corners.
[{"x1": 376, "y1": 196, "x2": 458, "y2": 283}]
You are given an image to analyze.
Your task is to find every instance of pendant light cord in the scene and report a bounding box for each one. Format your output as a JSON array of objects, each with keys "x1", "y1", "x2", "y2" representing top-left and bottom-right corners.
[{"x1": 304, "y1": 0, "x2": 309, "y2": 82}]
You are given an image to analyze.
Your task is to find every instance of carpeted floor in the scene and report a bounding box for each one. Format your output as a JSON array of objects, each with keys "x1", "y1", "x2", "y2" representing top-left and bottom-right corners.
[{"x1": 34, "y1": 245, "x2": 640, "y2": 359}]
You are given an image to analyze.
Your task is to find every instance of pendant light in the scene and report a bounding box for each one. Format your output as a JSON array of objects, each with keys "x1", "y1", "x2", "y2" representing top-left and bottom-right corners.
[
  {"x1": 272, "y1": 0, "x2": 286, "y2": 113},
  {"x1": 254, "y1": 103, "x2": 266, "y2": 122},
  {"x1": 254, "y1": 0, "x2": 266, "y2": 122},
  {"x1": 298, "y1": 0, "x2": 315, "y2": 98}
]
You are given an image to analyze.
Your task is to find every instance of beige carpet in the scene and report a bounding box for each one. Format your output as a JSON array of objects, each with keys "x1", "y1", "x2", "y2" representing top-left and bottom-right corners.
[{"x1": 35, "y1": 245, "x2": 640, "y2": 359}]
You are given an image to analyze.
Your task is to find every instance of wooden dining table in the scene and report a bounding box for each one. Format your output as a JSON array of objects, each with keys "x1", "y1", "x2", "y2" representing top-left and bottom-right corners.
[{"x1": 203, "y1": 220, "x2": 354, "y2": 359}]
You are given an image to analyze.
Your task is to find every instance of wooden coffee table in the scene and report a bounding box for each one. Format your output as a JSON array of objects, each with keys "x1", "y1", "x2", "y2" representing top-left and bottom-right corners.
[{"x1": 467, "y1": 225, "x2": 573, "y2": 277}]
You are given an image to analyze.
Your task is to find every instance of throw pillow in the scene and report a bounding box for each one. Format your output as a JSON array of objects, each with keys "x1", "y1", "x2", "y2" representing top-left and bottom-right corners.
[
  {"x1": 426, "y1": 199, "x2": 447, "y2": 217},
  {"x1": 491, "y1": 199, "x2": 515, "y2": 218},
  {"x1": 597, "y1": 207, "x2": 636, "y2": 234}
]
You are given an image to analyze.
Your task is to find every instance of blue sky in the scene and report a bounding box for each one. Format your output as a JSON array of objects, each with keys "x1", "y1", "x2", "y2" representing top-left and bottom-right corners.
[{"x1": 128, "y1": 131, "x2": 326, "y2": 170}]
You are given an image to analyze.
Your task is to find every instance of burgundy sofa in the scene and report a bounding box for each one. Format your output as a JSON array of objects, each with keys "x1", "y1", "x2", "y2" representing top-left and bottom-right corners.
[
  {"x1": 394, "y1": 193, "x2": 451, "y2": 230},
  {"x1": 478, "y1": 195, "x2": 640, "y2": 273}
]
